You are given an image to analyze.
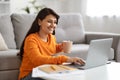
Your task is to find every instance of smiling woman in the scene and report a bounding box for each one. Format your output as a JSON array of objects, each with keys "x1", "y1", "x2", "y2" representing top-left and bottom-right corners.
[
  {"x1": 18, "y1": 8, "x2": 85, "y2": 80},
  {"x1": 86, "y1": 0, "x2": 120, "y2": 16}
]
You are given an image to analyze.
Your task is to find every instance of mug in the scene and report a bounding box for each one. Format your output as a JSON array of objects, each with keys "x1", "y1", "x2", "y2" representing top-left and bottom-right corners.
[{"x1": 62, "y1": 40, "x2": 73, "y2": 53}]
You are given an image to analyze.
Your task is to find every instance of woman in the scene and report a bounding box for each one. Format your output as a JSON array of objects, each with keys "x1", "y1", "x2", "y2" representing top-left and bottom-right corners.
[{"x1": 18, "y1": 8, "x2": 85, "y2": 80}]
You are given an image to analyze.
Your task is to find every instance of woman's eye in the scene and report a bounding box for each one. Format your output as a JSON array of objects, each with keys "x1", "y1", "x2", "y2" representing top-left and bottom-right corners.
[
  {"x1": 47, "y1": 21, "x2": 50, "y2": 23},
  {"x1": 47, "y1": 20, "x2": 57, "y2": 24},
  {"x1": 47, "y1": 20, "x2": 52, "y2": 23},
  {"x1": 54, "y1": 21, "x2": 57, "y2": 24}
]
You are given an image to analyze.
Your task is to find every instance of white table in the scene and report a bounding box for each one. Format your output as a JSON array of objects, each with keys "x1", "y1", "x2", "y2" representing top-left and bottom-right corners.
[{"x1": 32, "y1": 62, "x2": 120, "y2": 80}]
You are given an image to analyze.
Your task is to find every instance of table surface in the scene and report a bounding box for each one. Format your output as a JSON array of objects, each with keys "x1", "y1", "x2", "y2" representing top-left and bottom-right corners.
[{"x1": 32, "y1": 62, "x2": 120, "y2": 80}]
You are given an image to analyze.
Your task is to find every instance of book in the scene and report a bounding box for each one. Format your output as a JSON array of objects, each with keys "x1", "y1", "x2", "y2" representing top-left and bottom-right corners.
[{"x1": 38, "y1": 65, "x2": 77, "y2": 74}]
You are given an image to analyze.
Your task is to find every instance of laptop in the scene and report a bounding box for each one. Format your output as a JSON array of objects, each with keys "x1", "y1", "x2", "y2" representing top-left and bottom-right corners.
[{"x1": 67, "y1": 38, "x2": 113, "y2": 70}]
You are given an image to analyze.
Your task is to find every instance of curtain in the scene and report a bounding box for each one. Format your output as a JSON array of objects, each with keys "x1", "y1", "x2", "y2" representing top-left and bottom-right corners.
[
  {"x1": 83, "y1": 0, "x2": 120, "y2": 34},
  {"x1": 83, "y1": 16, "x2": 120, "y2": 33}
]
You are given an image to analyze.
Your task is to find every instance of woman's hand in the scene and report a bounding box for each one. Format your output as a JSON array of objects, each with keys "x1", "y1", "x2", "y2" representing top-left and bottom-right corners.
[
  {"x1": 67, "y1": 57, "x2": 85, "y2": 66},
  {"x1": 59, "y1": 43, "x2": 63, "y2": 50}
]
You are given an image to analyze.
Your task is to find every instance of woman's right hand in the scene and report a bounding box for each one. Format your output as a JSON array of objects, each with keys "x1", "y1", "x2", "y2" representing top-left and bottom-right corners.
[{"x1": 67, "y1": 57, "x2": 85, "y2": 66}]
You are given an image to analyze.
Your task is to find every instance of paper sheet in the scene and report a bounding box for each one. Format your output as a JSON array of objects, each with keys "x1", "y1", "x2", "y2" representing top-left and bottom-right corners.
[{"x1": 32, "y1": 65, "x2": 84, "y2": 80}]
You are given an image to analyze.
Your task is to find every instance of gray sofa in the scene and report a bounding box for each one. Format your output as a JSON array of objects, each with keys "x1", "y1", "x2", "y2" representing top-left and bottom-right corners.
[{"x1": 0, "y1": 13, "x2": 120, "y2": 80}]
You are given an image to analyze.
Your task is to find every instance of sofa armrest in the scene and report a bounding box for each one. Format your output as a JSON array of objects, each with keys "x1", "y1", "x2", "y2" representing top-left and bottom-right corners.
[
  {"x1": 116, "y1": 39, "x2": 120, "y2": 62},
  {"x1": 85, "y1": 32, "x2": 120, "y2": 62}
]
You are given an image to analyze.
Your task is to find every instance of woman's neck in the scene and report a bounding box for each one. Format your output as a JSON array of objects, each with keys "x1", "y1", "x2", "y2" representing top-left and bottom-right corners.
[{"x1": 38, "y1": 31, "x2": 48, "y2": 42}]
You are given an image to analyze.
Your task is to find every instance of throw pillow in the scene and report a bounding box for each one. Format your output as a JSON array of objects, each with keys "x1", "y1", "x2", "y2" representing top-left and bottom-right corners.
[{"x1": 0, "y1": 33, "x2": 8, "y2": 51}]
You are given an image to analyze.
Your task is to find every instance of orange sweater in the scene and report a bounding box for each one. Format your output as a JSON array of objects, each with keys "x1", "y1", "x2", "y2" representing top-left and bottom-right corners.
[{"x1": 18, "y1": 33, "x2": 68, "y2": 80}]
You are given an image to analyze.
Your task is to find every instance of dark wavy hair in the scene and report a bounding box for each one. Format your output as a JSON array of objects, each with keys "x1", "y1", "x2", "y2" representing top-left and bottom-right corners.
[{"x1": 19, "y1": 8, "x2": 60, "y2": 59}]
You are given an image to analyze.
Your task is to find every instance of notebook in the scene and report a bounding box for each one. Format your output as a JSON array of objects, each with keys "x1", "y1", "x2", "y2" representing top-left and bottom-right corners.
[{"x1": 67, "y1": 38, "x2": 113, "y2": 70}]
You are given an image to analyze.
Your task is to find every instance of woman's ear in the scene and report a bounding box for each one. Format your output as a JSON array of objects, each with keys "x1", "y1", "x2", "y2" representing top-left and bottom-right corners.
[{"x1": 38, "y1": 19, "x2": 42, "y2": 26}]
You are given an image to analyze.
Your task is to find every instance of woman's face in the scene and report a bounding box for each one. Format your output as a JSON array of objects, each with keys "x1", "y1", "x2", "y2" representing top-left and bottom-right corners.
[{"x1": 38, "y1": 14, "x2": 57, "y2": 34}]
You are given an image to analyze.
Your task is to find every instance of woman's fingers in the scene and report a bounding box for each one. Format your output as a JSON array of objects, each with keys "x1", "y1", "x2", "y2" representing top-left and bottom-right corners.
[
  {"x1": 73, "y1": 57, "x2": 85, "y2": 65},
  {"x1": 67, "y1": 57, "x2": 85, "y2": 66}
]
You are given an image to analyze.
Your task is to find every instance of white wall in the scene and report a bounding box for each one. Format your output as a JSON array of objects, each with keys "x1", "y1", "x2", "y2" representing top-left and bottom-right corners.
[
  {"x1": 10, "y1": 0, "x2": 86, "y2": 14},
  {"x1": 36, "y1": 0, "x2": 86, "y2": 14},
  {"x1": 10, "y1": 0, "x2": 28, "y2": 13}
]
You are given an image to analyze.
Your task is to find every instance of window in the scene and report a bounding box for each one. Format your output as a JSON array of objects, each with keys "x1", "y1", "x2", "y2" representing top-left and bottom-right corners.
[{"x1": 86, "y1": 0, "x2": 120, "y2": 16}]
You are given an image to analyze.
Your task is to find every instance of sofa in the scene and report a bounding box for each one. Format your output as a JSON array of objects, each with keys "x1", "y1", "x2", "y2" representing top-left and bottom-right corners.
[{"x1": 0, "y1": 13, "x2": 120, "y2": 80}]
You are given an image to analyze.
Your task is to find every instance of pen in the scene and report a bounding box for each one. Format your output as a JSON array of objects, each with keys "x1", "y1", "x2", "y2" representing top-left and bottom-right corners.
[
  {"x1": 59, "y1": 65, "x2": 71, "y2": 70},
  {"x1": 50, "y1": 65, "x2": 56, "y2": 71}
]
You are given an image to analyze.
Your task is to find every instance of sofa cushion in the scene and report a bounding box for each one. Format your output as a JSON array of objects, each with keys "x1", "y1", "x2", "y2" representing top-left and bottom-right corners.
[
  {"x1": 0, "y1": 49, "x2": 21, "y2": 70},
  {"x1": 11, "y1": 14, "x2": 36, "y2": 49},
  {"x1": 0, "y1": 14, "x2": 16, "y2": 49},
  {"x1": 63, "y1": 44, "x2": 89, "y2": 60},
  {"x1": 55, "y1": 13, "x2": 85, "y2": 43},
  {"x1": 0, "y1": 70, "x2": 19, "y2": 80},
  {"x1": 0, "y1": 33, "x2": 8, "y2": 51}
]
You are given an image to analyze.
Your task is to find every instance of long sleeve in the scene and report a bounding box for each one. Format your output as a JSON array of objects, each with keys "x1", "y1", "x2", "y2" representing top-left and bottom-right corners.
[{"x1": 24, "y1": 36, "x2": 68, "y2": 66}]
